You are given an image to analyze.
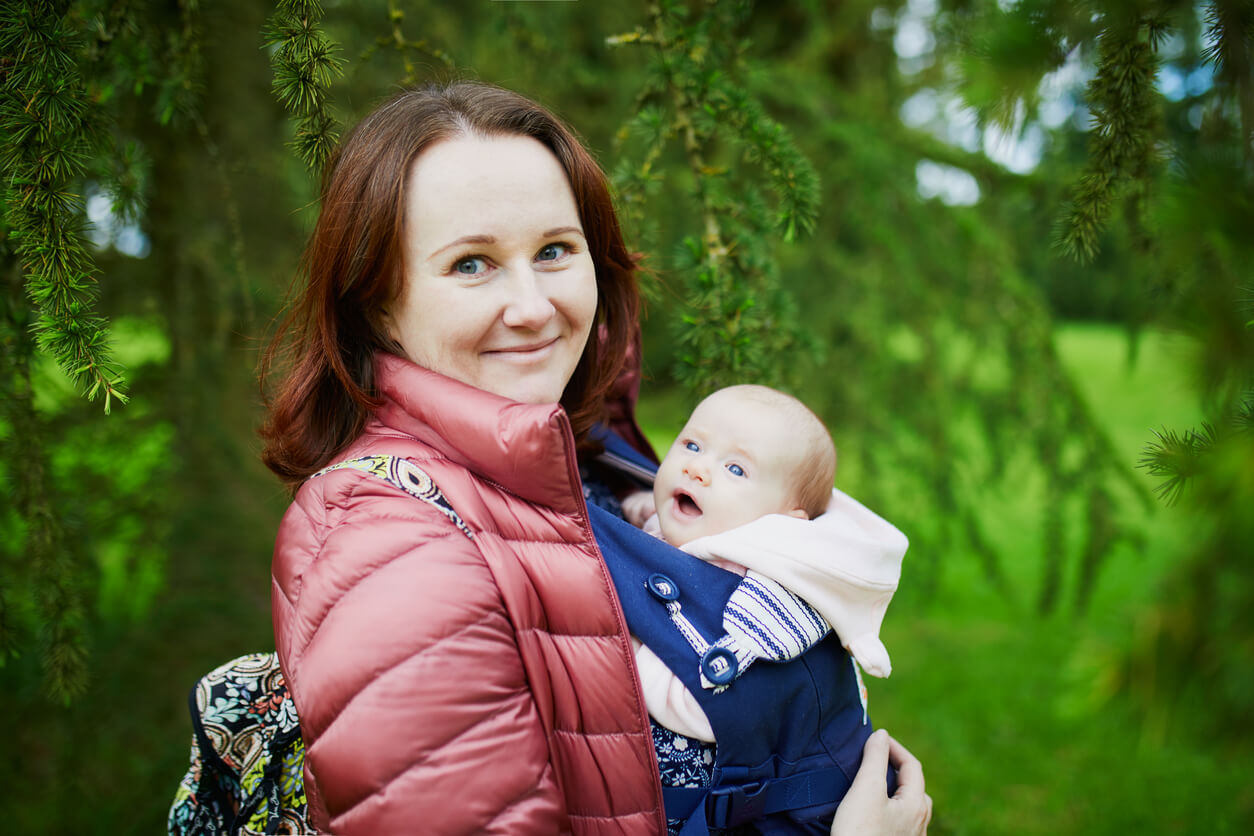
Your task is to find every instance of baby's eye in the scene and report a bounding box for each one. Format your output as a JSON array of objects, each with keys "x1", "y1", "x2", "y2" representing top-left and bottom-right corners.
[
  {"x1": 453, "y1": 256, "x2": 488, "y2": 275},
  {"x1": 726, "y1": 463, "x2": 746, "y2": 477},
  {"x1": 536, "y1": 243, "x2": 570, "y2": 262},
  {"x1": 684, "y1": 440, "x2": 700, "y2": 453}
]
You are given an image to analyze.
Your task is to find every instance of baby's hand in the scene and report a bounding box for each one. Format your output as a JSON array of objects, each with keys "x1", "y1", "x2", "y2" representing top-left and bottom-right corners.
[{"x1": 620, "y1": 490, "x2": 656, "y2": 528}]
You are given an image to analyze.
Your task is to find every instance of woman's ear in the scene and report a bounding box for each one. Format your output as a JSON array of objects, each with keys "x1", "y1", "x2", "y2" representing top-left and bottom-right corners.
[
  {"x1": 372, "y1": 309, "x2": 409, "y2": 358},
  {"x1": 376, "y1": 305, "x2": 400, "y2": 344},
  {"x1": 786, "y1": 508, "x2": 810, "y2": 520}
]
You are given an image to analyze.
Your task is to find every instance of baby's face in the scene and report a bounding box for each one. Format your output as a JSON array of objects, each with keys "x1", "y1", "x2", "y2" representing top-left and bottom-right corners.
[{"x1": 653, "y1": 393, "x2": 806, "y2": 547}]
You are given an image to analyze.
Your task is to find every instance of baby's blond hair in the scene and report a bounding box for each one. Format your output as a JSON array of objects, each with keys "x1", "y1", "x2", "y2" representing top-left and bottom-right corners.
[{"x1": 705, "y1": 385, "x2": 837, "y2": 519}]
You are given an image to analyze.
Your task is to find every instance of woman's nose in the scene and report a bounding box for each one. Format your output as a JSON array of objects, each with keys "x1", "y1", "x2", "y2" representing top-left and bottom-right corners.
[{"x1": 501, "y1": 269, "x2": 557, "y2": 330}]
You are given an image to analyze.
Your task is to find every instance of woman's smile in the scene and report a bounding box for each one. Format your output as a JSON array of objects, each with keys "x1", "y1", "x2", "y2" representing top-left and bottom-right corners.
[{"x1": 483, "y1": 337, "x2": 560, "y2": 360}]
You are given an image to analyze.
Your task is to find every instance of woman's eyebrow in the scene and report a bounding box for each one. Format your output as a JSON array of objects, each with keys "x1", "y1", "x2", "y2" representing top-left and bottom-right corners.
[
  {"x1": 428, "y1": 234, "x2": 496, "y2": 261},
  {"x1": 428, "y1": 227, "x2": 584, "y2": 262},
  {"x1": 543, "y1": 226, "x2": 585, "y2": 239}
]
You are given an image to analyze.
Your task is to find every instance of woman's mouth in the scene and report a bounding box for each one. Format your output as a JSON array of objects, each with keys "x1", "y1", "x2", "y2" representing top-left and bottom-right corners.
[{"x1": 484, "y1": 337, "x2": 559, "y2": 362}]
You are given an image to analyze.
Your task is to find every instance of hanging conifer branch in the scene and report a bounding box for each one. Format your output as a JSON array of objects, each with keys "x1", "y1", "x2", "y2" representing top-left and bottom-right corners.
[
  {"x1": 1139, "y1": 424, "x2": 1217, "y2": 505},
  {"x1": 0, "y1": 249, "x2": 88, "y2": 703},
  {"x1": 0, "y1": 0, "x2": 127, "y2": 412},
  {"x1": 1059, "y1": 14, "x2": 1165, "y2": 262},
  {"x1": 154, "y1": 0, "x2": 205, "y2": 126},
  {"x1": 1202, "y1": 1, "x2": 1254, "y2": 164},
  {"x1": 358, "y1": 0, "x2": 454, "y2": 87},
  {"x1": 264, "y1": 0, "x2": 343, "y2": 174},
  {"x1": 610, "y1": 0, "x2": 819, "y2": 395}
]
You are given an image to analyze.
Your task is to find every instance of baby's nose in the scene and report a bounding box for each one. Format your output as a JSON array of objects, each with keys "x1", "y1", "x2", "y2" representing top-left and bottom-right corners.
[{"x1": 683, "y1": 463, "x2": 710, "y2": 485}]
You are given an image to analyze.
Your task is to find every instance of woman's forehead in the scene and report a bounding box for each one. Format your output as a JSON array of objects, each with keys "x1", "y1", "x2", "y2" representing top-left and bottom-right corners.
[{"x1": 405, "y1": 135, "x2": 580, "y2": 241}]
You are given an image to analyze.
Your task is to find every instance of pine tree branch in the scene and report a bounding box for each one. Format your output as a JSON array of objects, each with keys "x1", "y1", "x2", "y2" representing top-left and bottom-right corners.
[
  {"x1": 1059, "y1": 13, "x2": 1164, "y2": 262},
  {"x1": 617, "y1": 0, "x2": 817, "y2": 395},
  {"x1": 380, "y1": 0, "x2": 454, "y2": 86},
  {"x1": 1203, "y1": 0, "x2": 1254, "y2": 167},
  {"x1": 1139, "y1": 423, "x2": 1218, "y2": 505},
  {"x1": 0, "y1": 245, "x2": 88, "y2": 703},
  {"x1": 1, "y1": 1, "x2": 127, "y2": 413},
  {"x1": 264, "y1": 0, "x2": 344, "y2": 175}
]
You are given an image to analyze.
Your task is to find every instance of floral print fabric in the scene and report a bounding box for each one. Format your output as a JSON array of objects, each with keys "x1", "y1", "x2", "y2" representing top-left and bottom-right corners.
[{"x1": 167, "y1": 652, "x2": 308, "y2": 836}]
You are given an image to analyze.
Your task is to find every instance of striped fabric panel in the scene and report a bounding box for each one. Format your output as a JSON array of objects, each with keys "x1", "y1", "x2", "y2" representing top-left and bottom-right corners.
[{"x1": 723, "y1": 574, "x2": 829, "y2": 663}]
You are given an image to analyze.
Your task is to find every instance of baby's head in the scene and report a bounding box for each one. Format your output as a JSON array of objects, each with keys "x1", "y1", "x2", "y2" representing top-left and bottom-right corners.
[{"x1": 652, "y1": 385, "x2": 837, "y2": 547}]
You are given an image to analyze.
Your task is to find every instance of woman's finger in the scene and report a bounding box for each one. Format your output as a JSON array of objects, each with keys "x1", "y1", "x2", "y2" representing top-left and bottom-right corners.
[
  {"x1": 885, "y1": 733, "x2": 925, "y2": 800},
  {"x1": 848, "y1": 729, "x2": 891, "y2": 797}
]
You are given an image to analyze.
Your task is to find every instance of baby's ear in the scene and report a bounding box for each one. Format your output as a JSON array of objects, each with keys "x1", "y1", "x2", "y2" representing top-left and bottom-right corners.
[{"x1": 786, "y1": 508, "x2": 809, "y2": 520}]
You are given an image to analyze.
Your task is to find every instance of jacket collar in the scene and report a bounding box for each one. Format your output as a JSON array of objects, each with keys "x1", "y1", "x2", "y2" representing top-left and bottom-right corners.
[{"x1": 369, "y1": 351, "x2": 585, "y2": 514}]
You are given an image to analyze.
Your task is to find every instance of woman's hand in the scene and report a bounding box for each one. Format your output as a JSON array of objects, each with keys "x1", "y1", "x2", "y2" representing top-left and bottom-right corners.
[{"x1": 831, "y1": 729, "x2": 932, "y2": 836}]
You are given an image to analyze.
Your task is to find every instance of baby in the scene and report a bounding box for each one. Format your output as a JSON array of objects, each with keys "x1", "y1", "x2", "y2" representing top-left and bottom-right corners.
[{"x1": 621, "y1": 384, "x2": 905, "y2": 742}]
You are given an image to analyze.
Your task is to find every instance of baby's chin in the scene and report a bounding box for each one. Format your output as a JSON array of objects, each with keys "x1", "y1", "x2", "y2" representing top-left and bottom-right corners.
[{"x1": 655, "y1": 516, "x2": 696, "y2": 548}]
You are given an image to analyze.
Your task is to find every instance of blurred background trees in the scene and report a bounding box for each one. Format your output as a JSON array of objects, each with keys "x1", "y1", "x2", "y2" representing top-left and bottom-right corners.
[{"x1": 1, "y1": 0, "x2": 1250, "y2": 832}]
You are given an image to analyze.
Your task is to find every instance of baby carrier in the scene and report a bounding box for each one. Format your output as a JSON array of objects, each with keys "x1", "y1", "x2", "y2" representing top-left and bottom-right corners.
[
  {"x1": 592, "y1": 431, "x2": 894, "y2": 835},
  {"x1": 590, "y1": 504, "x2": 889, "y2": 835}
]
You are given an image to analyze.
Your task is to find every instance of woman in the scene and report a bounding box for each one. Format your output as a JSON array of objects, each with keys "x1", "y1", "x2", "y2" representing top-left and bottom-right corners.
[{"x1": 260, "y1": 81, "x2": 930, "y2": 835}]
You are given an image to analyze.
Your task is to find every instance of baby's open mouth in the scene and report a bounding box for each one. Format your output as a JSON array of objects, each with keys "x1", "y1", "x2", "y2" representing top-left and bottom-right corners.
[{"x1": 673, "y1": 491, "x2": 702, "y2": 518}]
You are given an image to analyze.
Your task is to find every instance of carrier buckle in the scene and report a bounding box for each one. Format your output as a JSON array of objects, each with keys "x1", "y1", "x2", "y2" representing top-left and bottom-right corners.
[{"x1": 706, "y1": 780, "x2": 769, "y2": 827}]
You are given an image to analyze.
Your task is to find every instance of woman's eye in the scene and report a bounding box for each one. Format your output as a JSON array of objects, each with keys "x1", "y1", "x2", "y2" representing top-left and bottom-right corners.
[
  {"x1": 684, "y1": 441, "x2": 700, "y2": 453},
  {"x1": 536, "y1": 243, "x2": 570, "y2": 262},
  {"x1": 726, "y1": 463, "x2": 746, "y2": 477},
  {"x1": 453, "y1": 256, "x2": 488, "y2": 275}
]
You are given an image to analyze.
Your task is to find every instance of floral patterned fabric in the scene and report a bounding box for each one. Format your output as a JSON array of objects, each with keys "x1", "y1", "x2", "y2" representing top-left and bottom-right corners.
[
  {"x1": 168, "y1": 652, "x2": 308, "y2": 836},
  {"x1": 652, "y1": 719, "x2": 720, "y2": 835}
]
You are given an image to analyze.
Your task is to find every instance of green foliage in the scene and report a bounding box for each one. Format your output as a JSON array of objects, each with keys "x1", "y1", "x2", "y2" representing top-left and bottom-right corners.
[
  {"x1": 1139, "y1": 423, "x2": 1218, "y2": 505},
  {"x1": 1, "y1": 0, "x2": 113, "y2": 703},
  {"x1": 1122, "y1": 147, "x2": 1254, "y2": 733},
  {"x1": 953, "y1": 0, "x2": 1090, "y2": 130},
  {"x1": 264, "y1": 0, "x2": 344, "y2": 174},
  {"x1": 0, "y1": 0, "x2": 126, "y2": 412},
  {"x1": 610, "y1": 0, "x2": 820, "y2": 396},
  {"x1": 964, "y1": 0, "x2": 1254, "y2": 739},
  {"x1": 1201, "y1": 0, "x2": 1254, "y2": 149},
  {"x1": 939, "y1": 0, "x2": 1253, "y2": 733},
  {"x1": 0, "y1": 247, "x2": 89, "y2": 704},
  {"x1": 357, "y1": 0, "x2": 454, "y2": 87},
  {"x1": 1060, "y1": 12, "x2": 1165, "y2": 262},
  {"x1": 0, "y1": 0, "x2": 223, "y2": 703}
]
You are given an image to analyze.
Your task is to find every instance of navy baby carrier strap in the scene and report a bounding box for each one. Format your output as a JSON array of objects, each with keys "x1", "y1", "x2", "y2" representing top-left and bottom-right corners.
[{"x1": 589, "y1": 505, "x2": 878, "y2": 834}]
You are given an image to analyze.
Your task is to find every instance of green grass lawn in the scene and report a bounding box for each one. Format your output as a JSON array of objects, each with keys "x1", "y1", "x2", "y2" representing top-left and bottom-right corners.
[{"x1": 638, "y1": 322, "x2": 1253, "y2": 834}]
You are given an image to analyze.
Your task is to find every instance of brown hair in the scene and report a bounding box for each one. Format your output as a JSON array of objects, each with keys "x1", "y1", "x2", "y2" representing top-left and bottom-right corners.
[
  {"x1": 708, "y1": 385, "x2": 837, "y2": 519},
  {"x1": 259, "y1": 82, "x2": 641, "y2": 488}
]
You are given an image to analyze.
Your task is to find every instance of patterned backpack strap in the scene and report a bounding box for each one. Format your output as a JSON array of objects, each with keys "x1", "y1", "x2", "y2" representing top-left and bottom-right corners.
[
  {"x1": 169, "y1": 652, "x2": 309, "y2": 836},
  {"x1": 312, "y1": 454, "x2": 473, "y2": 540}
]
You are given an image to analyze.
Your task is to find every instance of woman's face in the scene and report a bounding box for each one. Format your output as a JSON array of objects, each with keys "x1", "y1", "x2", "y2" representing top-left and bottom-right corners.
[{"x1": 386, "y1": 134, "x2": 598, "y2": 405}]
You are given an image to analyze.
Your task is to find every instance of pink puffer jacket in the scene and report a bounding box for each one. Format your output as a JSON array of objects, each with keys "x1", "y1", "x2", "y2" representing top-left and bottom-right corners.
[{"x1": 272, "y1": 352, "x2": 667, "y2": 835}]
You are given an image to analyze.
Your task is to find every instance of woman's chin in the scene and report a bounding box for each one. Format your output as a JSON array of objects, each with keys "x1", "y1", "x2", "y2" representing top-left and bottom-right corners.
[
  {"x1": 469, "y1": 355, "x2": 581, "y2": 406},
  {"x1": 483, "y1": 378, "x2": 567, "y2": 406}
]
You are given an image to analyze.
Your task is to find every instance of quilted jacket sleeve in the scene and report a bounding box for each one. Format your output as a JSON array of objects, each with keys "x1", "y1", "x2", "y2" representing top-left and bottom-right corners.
[{"x1": 271, "y1": 471, "x2": 568, "y2": 835}]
